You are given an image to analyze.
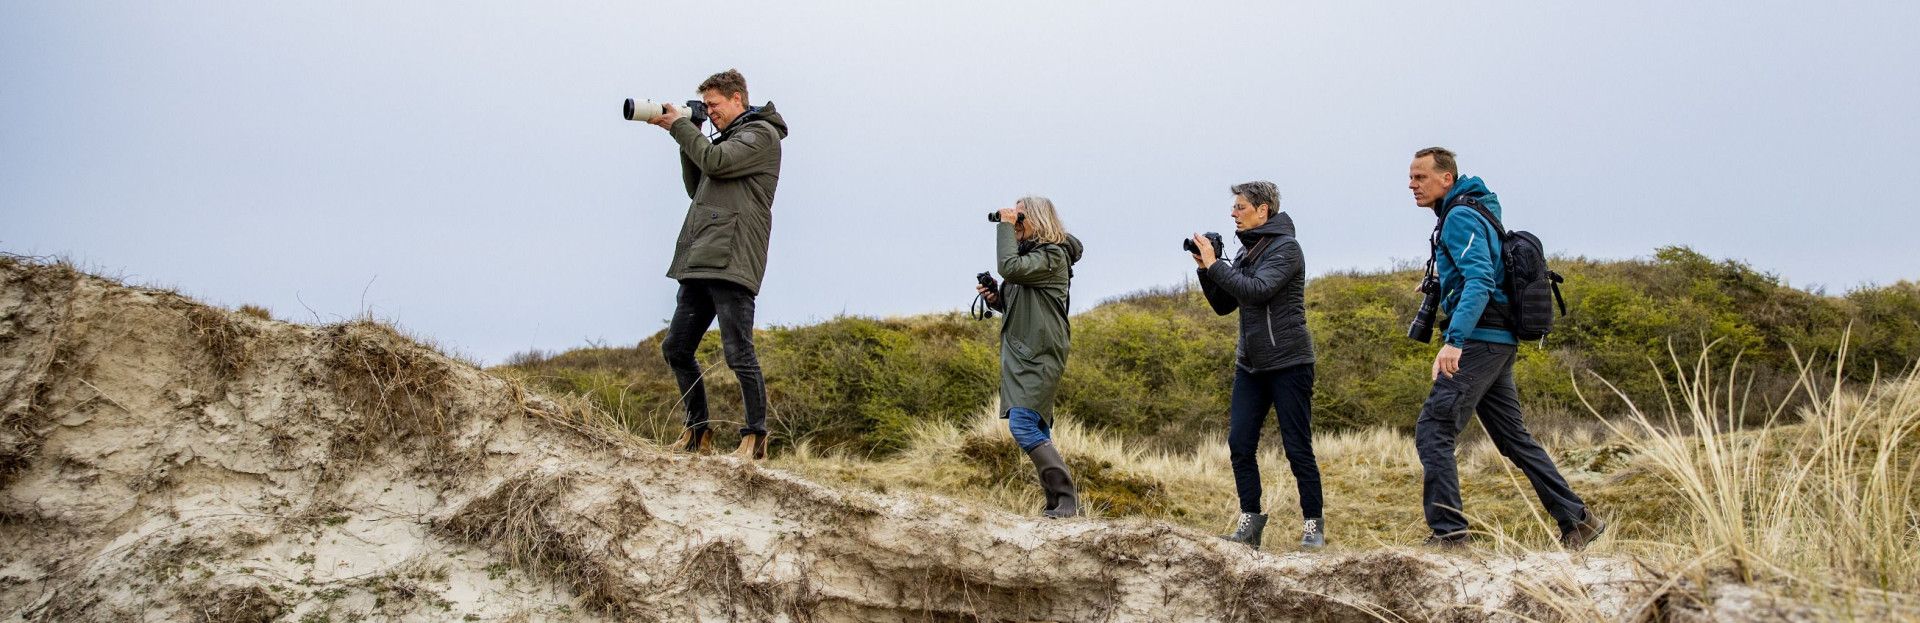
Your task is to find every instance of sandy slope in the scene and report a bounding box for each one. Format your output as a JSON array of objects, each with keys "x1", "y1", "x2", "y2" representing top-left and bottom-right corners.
[{"x1": 0, "y1": 258, "x2": 1771, "y2": 622}]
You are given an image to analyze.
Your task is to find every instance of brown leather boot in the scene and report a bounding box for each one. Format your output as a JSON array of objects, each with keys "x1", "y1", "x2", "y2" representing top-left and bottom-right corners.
[
  {"x1": 670, "y1": 426, "x2": 713, "y2": 454},
  {"x1": 1560, "y1": 508, "x2": 1607, "y2": 551},
  {"x1": 732, "y1": 432, "x2": 769, "y2": 461}
]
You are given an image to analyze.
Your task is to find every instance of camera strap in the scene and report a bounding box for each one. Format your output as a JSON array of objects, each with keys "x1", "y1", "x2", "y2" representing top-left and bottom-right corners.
[{"x1": 1233, "y1": 235, "x2": 1279, "y2": 271}]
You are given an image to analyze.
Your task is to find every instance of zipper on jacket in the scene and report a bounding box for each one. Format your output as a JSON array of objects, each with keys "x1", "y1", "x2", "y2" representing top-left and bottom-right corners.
[{"x1": 1265, "y1": 307, "x2": 1277, "y2": 347}]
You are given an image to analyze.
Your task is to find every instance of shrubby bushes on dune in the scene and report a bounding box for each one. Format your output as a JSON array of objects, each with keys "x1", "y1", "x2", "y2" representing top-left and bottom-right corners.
[{"x1": 504, "y1": 246, "x2": 1920, "y2": 454}]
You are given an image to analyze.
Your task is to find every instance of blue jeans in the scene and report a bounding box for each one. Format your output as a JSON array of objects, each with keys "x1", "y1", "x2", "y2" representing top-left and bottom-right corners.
[{"x1": 1007, "y1": 407, "x2": 1052, "y2": 452}]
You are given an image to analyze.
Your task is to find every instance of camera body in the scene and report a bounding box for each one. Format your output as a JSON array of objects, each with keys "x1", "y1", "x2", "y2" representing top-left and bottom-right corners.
[
  {"x1": 623, "y1": 98, "x2": 711, "y2": 128},
  {"x1": 987, "y1": 211, "x2": 1026, "y2": 225},
  {"x1": 1407, "y1": 274, "x2": 1443, "y2": 343},
  {"x1": 1183, "y1": 232, "x2": 1226, "y2": 257},
  {"x1": 976, "y1": 272, "x2": 1001, "y2": 297}
]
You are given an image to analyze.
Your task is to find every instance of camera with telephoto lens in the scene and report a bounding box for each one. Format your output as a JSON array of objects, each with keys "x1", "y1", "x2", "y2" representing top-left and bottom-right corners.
[
  {"x1": 1183, "y1": 232, "x2": 1226, "y2": 256},
  {"x1": 987, "y1": 211, "x2": 1026, "y2": 224},
  {"x1": 623, "y1": 98, "x2": 710, "y2": 128},
  {"x1": 1407, "y1": 274, "x2": 1442, "y2": 343}
]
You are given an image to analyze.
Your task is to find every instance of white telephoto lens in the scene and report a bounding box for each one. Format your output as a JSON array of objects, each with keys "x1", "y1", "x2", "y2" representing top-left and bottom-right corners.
[{"x1": 623, "y1": 99, "x2": 671, "y2": 122}]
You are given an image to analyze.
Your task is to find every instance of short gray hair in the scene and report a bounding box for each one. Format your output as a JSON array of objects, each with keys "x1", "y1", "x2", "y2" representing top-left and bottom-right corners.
[{"x1": 1230, "y1": 181, "x2": 1281, "y2": 216}]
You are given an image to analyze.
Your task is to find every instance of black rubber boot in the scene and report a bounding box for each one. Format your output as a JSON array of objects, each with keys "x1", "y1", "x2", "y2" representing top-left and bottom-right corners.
[
  {"x1": 1026, "y1": 442, "x2": 1079, "y2": 518},
  {"x1": 1219, "y1": 512, "x2": 1267, "y2": 550}
]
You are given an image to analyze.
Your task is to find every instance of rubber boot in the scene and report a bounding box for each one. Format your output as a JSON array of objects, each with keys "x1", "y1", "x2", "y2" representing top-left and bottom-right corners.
[
  {"x1": 1219, "y1": 512, "x2": 1267, "y2": 550},
  {"x1": 733, "y1": 432, "x2": 769, "y2": 461},
  {"x1": 1300, "y1": 517, "x2": 1326, "y2": 550},
  {"x1": 1026, "y1": 442, "x2": 1079, "y2": 518},
  {"x1": 671, "y1": 426, "x2": 713, "y2": 454}
]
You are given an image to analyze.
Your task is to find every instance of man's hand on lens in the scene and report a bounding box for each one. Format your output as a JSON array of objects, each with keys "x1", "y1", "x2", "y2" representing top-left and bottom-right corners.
[
  {"x1": 1433, "y1": 344, "x2": 1462, "y2": 380},
  {"x1": 649, "y1": 103, "x2": 682, "y2": 130},
  {"x1": 1190, "y1": 233, "x2": 1219, "y2": 268},
  {"x1": 975, "y1": 284, "x2": 999, "y2": 306},
  {"x1": 996, "y1": 207, "x2": 1020, "y2": 226}
]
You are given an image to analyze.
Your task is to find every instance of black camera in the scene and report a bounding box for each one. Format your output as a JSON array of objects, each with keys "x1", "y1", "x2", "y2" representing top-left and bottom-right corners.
[
  {"x1": 1183, "y1": 232, "x2": 1226, "y2": 256},
  {"x1": 971, "y1": 272, "x2": 1002, "y2": 320},
  {"x1": 977, "y1": 272, "x2": 1001, "y2": 297},
  {"x1": 987, "y1": 211, "x2": 1026, "y2": 224},
  {"x1": 684, "y1": 100, "x2": 710, "y2": 128},
  {"x1": 1407, "y1": 275, "x2": 1442, "y2": 343}
]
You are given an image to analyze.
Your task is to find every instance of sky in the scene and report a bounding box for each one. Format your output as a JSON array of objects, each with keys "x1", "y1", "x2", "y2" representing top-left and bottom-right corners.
[{"x1": 4, "y1": 1, "x2": 1917, "y2": 364}]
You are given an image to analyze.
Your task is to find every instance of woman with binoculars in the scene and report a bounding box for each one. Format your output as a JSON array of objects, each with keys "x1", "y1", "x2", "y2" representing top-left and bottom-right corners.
[
  {"x1": 1191, "y1": 181, "x2": 1325, "y2": 551},
  {"x1": 975, "y1": 197, "x2": 1086, "y2": 518}
]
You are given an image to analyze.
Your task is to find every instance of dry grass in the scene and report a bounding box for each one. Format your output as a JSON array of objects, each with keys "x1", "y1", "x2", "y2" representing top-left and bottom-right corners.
[
  {"x1": 774, "y1": 405, "x2": 1619, "y2": 550},
  {"x1": 1571, "y1": 338, "x2": 1920, "y2": 616},
  {"x1": 773, "y1": 341, "x2": 1920, "y2": 618}
]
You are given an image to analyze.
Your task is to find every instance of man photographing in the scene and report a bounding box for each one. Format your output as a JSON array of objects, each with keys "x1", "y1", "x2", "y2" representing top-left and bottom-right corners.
[
  {"x1": 647, "y1": 69, "x2": 789, "y2": 461},
  {"x1": 1406, "y1": 147, "x2": 1603, "y2": 549}
]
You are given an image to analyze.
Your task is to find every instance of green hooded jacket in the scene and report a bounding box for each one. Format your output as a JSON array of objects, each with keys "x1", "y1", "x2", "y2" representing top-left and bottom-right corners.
[
  {"x1": 991, "y1": 223, "x2": 1085, "y2": 424},
  {"x1": 665, "y1": 103, "x2": 790, "y2": 294}
]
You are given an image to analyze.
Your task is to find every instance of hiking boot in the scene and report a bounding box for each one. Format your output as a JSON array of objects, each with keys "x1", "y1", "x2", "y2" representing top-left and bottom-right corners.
[
  {"x1": 671, "y1": 426, "x2": 713, "y2": 454},
  {"x1": 1560, "y1": 509, "x2": 1607, "y2": 550},
  {"x1": 1026, "y1": 442, "x2": 1079, "y2": 518},
  {"x1": 1423, "y1": 531, "x2": 1470, "y2": 549},
  {"x1": 733, "y1": 432, "x2": 769, "y2": 461},
  {"x1": 1300, "y1": 517, "x2": 1326, "y2": 550},
  {"x1": 1219, "y1": 512, "x2": 1267, "y2": 550}
]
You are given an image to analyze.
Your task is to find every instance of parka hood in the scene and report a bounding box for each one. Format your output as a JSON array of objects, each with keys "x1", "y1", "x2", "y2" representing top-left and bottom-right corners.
[{"x1": 727, "y1": 102, "x2": 789, "y2": 138}]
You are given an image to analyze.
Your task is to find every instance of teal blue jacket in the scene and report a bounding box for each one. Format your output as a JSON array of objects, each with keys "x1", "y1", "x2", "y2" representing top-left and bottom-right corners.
[{"x1": 1434, "y1": 176, "x2": 1517, "y2": 347}]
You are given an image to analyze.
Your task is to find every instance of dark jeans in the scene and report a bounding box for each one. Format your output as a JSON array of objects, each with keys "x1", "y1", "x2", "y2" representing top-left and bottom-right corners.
[
  {"x1": 660, "y1": 279, "x2": 767, "y2": 437},
  {"x1": 1416, "y1": 341, "x2": 1586, "y2": 536},
  {"x1": 1228, "y1": 363, "x2": 1322, "y2": 518}
]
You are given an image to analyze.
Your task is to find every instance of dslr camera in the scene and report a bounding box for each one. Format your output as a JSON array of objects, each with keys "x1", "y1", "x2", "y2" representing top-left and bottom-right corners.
[
  {"x1": 1407, "y1": 274, "x2": 1442, "y2": 343},
  {"x1": 623, "y1": 98, "x2": 710, "y2": 128},
  {"x1": 1183, "y1": 232, "x2": 1226, "y2": 256}
]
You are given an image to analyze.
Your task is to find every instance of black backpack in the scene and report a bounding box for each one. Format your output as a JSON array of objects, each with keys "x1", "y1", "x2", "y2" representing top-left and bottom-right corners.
[{"x1": 1437, "y1": 194, "x2": 1567, "y2": 341}]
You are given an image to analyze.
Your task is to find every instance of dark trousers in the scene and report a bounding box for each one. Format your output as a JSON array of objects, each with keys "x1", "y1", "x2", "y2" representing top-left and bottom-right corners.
[
  {"x1": 1228, "y1": 363, "x2": 1322, "y2": 518},
  {"x1": 1416, "y1": 341, "x2": 1585, "y2": 536},
  {"x1": 660, "y1": 279, "x2": 767, "y2": 436}
]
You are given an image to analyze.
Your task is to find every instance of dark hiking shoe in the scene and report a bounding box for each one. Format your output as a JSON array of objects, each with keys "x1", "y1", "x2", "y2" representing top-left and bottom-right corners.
[
  {"x1": 1026, "y1": 442, "x2": 1079, "y2": 518},
  {"x1": 1219, "y1": 512, "x2": 1267, "y2": 550},
  {"x1": 1560, "y1": 509, "x2": 1606, "y2": 550},
  {"x1": 1423, "y1": 532, "x2": 1470, "y2": 549},
  {"x1": 1300, "y1": 517, "x2": 1326, "y2": 550},
  {"x1": 732, "y1": 432, "x2": 769, "y2": 461},
  {"x1": 671, "y1": 426, "x2": 713, "y2": 454}
]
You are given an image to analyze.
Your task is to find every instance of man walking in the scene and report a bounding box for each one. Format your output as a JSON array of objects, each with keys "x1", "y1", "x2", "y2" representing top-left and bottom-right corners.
[
  {"x1": 1406, "y1": 147, "x2": 1603, "y2": 549},
  {"x1": 646, "y1": 69, "x2": 789, "y2": 461}
]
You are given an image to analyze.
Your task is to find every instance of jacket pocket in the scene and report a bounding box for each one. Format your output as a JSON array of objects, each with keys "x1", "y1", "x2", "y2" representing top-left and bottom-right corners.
[{"x1": 685, "y1": 205, "x2": 737, "y2": 269}]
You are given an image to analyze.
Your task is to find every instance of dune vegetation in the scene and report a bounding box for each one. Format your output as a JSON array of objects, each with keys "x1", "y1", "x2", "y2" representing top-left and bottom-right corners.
[{"x1": 495, "y1": 245, "x2": 1920, "y2": 617}]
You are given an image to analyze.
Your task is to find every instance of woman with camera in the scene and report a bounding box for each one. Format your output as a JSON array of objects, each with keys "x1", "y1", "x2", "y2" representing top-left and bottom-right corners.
[
  {"x1": 975, "y1": 196, "x2": 1086, "y2": 518},
  {"x1": 1192, "y1": 181, "x2": 1325, "y2": 550}
]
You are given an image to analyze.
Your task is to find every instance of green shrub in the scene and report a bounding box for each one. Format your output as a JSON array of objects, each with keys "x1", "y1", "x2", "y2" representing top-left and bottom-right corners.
[{"x1": 502, "y1": 247, "x2": 1920, "y2": 455}]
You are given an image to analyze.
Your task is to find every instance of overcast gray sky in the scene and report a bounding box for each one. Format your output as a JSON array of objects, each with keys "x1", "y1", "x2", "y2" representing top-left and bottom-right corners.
[{"x1": 5, "y1": 1, "x2": 1916, "y2": 364}]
